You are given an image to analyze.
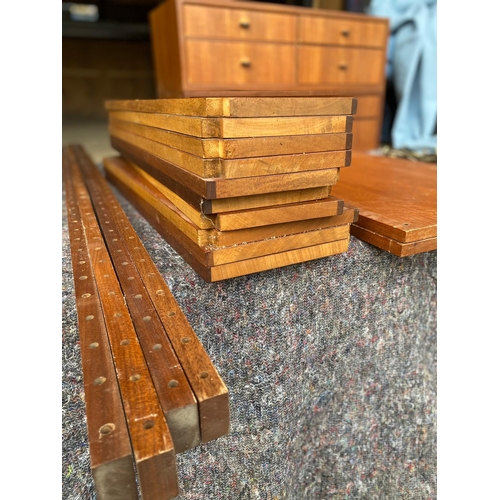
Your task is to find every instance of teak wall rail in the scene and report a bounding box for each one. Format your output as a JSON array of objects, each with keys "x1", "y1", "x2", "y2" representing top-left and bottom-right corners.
[{"x1": 63, "y1": 144, "x2": 230, "y2": 500}]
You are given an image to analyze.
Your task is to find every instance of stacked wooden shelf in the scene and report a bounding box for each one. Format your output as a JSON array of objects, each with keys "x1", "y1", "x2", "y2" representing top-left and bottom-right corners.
[
  {"x1": 104, "y1": 96, "x2": 360, "y2": 282},
  {"x1": 330, "y1": 151, "x2": 437, "y2": 257}
]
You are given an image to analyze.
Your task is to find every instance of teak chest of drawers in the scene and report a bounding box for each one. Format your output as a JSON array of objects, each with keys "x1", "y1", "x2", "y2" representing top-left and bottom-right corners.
[{"x1": 149, "y1": 0, "x2": 389, "y2": 150}]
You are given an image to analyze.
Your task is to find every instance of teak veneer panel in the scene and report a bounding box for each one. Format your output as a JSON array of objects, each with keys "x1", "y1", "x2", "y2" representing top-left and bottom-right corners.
[
  {"x1": 183, "y1": 4, "x2": 297, "y2": 42},
  {"x1": 350, "y1": 225, "x2": 437, "y2": 257},
  {"x1": 72, "y1": 145, "x2": 230, "y2": 444},
  {"x1": 109, "y1": 125, "x2": 351, "y2": 178},
  {"x1": 108, "y1": 160, "x2": 357, "y2": 245},
  {"x1": 108, "y1": 168, "x2": 351, "y2": 268},
  {"x1": 330, "y1": 151, "x2": 437, "y2": 244},
  {"x1": 102, "y1": 169, "x2": 351, "y2": 281},
  {"x1": 109, "y1": 117, "x2": 353, "y2": 159},
  {"x1": 104, "y1": 156, "x2": 343, "y2": 233},
  {"x1": 131, "y1": 156, "x2": 332, "y2": 215},
  {"x1": 63, "y1": 147, "x2": 179, "y2": 500},
  {"x1": 108, "y1": 110, "x2": 353, "y2": 138},
  {"x1": 111, "y1": 136, "x2": 341, "y2": 199},
  {"x1": 201, "y1": 185, "x2": 331, "y2": 214},
  {"x1": 105, "y1": 96, "x2": 357, "y2": 117}
]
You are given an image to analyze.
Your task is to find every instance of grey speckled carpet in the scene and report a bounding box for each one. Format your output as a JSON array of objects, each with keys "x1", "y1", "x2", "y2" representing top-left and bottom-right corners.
[{"x1": 62, "y1": 179, "x2": 437, "y2": 500}]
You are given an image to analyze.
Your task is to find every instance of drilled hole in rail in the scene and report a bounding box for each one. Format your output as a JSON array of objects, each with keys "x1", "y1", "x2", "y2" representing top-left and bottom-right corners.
[
  {"x1": 156, "y1": 290, "x2": 165, "y2": 295},
  {"x1": 199, "y1": 372, "x2": 209, "y2": 379},
  {"x1": 120, "y1": 339, "x2": 130, "y2": 346},
  {"x1": 143, "y1": 420, "x2": 154, "y2": 430},
  {"x1": 168, "y1": 380, "x2": 179, "y2": 388},
  {"x1": 143, "y1": 316, "x2": 151, "y2": 322},
  {"x1": 99, "y1": 423, "x2": 115, "y2": 435},
  {"x1": 152, "y1": 344, "x2": 162, "y2": 351},
  {"x1": 130, "y1": 374, "x2": 141, "y2": 382},
  {"x1": 127, "y1": 277, "x2": 134, "y2": 280},
  {"x1": 85, "y1": 315, "x2": 94, "y2": 321},
  {"x1": 135, "y1": 294, "x2": 142, "y2": 299},
  {"x1": 89, "y1": 342, "x2": 99, "y2": 349},
  {"x1": 81, "y1": 293, "x2": 91, "y2": 298},
  {"x1": 181, "y1": 337, "x2": 191, "y2": 344},
  {"x1": 94, "y1": 376, "x2": 106, "y2": 385},
  {"x1": 168, "y1": 311, "x2": 176, "y2": 317},
  {"x1": 79, "y1": 276, "x2": 88, "y2": 280}
]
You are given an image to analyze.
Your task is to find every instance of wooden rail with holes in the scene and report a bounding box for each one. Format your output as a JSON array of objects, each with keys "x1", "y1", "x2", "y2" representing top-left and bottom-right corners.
[
  {"x1": 71, "y1": 148, "x2": 201, "y2": 454},
  {"x1": 63, "y1": 147, "x2": 179, "y2": 500},
  {"x1": 63, "y1": 154, "x2": 138, "y2": 500},
  {"x1": 69, "y1": 144, "x2": 230, "y2": 444}
]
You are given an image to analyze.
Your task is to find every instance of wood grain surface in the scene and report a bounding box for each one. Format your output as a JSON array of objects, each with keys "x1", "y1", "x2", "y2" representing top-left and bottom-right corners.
[
  {"x1": 63, "y1": 146, "x2": 179, "y2": 500},
  {"x1": 106, "y1": 167, "x2": 354, "y2": 280},
  {"x1": 105, "y1": 158, "x2": 357, "y2": 249},
  {"x1": 350, "y1": 225, "x2": 437, "y2": 257},
  {"x1": 209, "y1": 238, "x2": 350, "y2": 281},
  {"x1": 331, "y1": 151, "x2": 437, "y2": 244},
  {"x1": 201, "y1": 185, "x2": 331, "y2": 214},
  {"x1": 63, "y1": 152, "x2": 138, "y2": 500},
  {"x1": 105, "y1": 96, "x2": 356, "y2": 117},
  {"x1": 133, "y1": 158, "x2": 332, "y2": 216},
  {"x1": 73, "y1": 146, "x2": 201, "y2": 455},
  {"x1": 108, "y1": 110, "x2": 353, "y2": 138},
  {"x1": 104, "y1": 156, "x2": 343, "y2": 232},
  {"x1": 110, "y1": 117, "x2": 353, "y2": 158},
  {"x1": 111, "y1": 136, "x2": 341, "y2": 199},
  {"x1": 73, "y1": 145, "x2": 230, "y2": 444},
  {"x1": 109, "y1": 125, "x2": 351, "y2": 178}
]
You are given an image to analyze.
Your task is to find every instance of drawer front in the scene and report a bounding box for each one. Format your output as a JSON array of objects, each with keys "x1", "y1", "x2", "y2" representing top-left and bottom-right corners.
[
  {"x1": 352, "y1": 118, "x2": 380, "y2": 150},
  {"x1": 299, "y1": 15, "x2": 387, "y2": 48},
  {"x1": 185, "y1": 40, "x2": 296, "y2": 86},
  {"x1": 183, "y1": 5, "x2": 297, "y2": 42},
  {"x1": 355, "y1": 95, "x2": 383, "y2": 118},
  {"x1": 298, "y1": 46, "x2": 385, "y2": 85}
]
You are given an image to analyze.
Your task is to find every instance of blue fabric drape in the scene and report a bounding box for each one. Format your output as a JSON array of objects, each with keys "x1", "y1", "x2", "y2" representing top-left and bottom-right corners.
[{"x1": 367, "y1": 0, "x2": 437, "y2": 151}]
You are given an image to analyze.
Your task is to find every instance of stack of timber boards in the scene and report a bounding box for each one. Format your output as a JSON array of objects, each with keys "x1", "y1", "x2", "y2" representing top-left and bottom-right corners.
[
  {"x1": 330, "y1": 151, "x2": 437, "y2": 257},
  {"x1": 63, "y1": 144, "x2": 230, "y2": 500},
  {"x1": 104, "y1": 96, "x2": 359, "y2": 282}
]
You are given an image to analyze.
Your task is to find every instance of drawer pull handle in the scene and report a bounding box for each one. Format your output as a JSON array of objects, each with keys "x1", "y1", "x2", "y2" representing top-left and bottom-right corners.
[
  {"x1": 239, "y1": 20, "x2": 250, "y2": 29},
  {"x1": 338, "y1": 63, "x2": 348, "y2": 70},
  {"x1": 341, "y1": 29, "x2": 350, "y2": 36},
  {"x1": 240, "y1": 58, "x2": 251, "y2": 68}
]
